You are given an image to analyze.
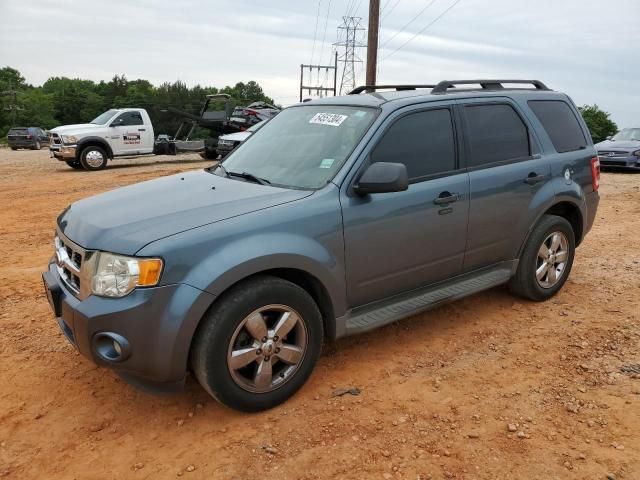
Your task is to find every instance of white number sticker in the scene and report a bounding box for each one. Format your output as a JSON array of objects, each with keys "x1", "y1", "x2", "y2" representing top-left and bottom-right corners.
[{"x1": 309, "y1": 112, "x2": 348, "y2": 127}]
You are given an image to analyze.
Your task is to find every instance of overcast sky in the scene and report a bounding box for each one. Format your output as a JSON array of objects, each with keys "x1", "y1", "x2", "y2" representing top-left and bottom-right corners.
[{"x1": 1, "y1": 0, "x2": 638, "y2": 126}]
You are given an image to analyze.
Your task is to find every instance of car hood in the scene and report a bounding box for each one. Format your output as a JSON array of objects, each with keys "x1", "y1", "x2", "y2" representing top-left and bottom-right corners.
[
  {"x1": 595, "y1": 139, "x2": 640, "y2": 151},
  {"x1": 58, "y1": 170, "x2": 312, "y2": 255},
  {"x1": 220, "y1": 131, "x2": 252, "y2": 142},
  {"x1": 50, "y1": 124, "x2": 104, "y2": 135}
]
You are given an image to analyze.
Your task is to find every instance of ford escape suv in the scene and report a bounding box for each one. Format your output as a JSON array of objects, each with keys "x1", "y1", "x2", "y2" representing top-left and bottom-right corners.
[{"x1": 42, "y1": 79, "x2": 600, "y2": 412}]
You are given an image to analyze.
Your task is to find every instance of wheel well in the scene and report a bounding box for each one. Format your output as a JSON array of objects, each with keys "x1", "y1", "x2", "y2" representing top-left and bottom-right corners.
[
  {"x1": 544, "y1": 202, "x2": 583, "y2": 245},
  {"x1": 77, "y1": 140, "x2": 113, "y2": 160}
]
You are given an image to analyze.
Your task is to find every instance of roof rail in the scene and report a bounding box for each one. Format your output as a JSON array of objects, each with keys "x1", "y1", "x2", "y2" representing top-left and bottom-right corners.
[
  {"x1": 349, "y1": 84, "x2": 436, "y2": 95},
  {"x1": 431, "y1": 79, "x2": 550, "y2": 94}
]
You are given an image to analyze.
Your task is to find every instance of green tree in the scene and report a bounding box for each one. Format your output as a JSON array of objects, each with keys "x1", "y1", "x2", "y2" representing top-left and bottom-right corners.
[
  {"x1": 578, "y1": 104, "x2": 618, "y2": 144},
  {"x1": 18, "y1": 89, "x2": 57, "y2": 129}
]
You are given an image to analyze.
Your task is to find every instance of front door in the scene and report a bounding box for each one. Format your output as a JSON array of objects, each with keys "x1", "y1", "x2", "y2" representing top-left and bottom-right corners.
[
  {"x1": 341, "y1": 105, "x2": 470, "y2": 308},
  {"x1": 109, "y1": 111, "x2": 146, "y2": 155}
]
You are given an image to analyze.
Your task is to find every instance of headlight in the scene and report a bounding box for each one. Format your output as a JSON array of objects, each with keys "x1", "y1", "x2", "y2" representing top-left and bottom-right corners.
[
  {"x1": 633, "y1": 149, "x2": 640, "y2": 158},
  {"x1": 90, "y1": 252, "x2": 163, "y2": 298},
  {"x1": 61, "y1": 135, "x2": 78, "y2": 144}
]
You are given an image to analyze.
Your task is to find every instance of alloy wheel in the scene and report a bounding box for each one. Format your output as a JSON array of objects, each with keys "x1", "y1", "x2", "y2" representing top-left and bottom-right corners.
[{"x1": 535, "y1": 231, "x2": 570, "y2": 288}]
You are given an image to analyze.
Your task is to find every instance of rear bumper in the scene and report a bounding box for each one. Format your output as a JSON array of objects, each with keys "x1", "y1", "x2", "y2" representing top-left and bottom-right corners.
[
  {"x1": 8, "y1": 141, "x2": 36, "y2": 148},
  {"x1": 43, "y1": 261, "x2": 215, "y2": 389}
]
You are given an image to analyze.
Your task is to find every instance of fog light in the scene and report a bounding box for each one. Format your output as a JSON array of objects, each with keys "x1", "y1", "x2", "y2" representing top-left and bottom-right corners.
[{"x1": 92, "y1": 332, "x2": 130, "y2": 362}]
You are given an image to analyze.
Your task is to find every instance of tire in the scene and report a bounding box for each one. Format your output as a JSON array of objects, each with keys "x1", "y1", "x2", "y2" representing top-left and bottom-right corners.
[
  {"x1": 509, "y1": 214, "x2": 575, "y2": 301},
  {"x1": 34, "y1": 141, "x2": 41, "y2": 150},
  {"x1": 65, "y1": 160, "x2": 84, "y2": 170},
  {"x1": 10, "y1": 147, "x2": 17, "y2": 151},
  {"x1": 190, "y1": 275, "x2": 323, "y2": 412},
  {"x1": 79, "y1": 145, "x2": 108, "y2": 171}
]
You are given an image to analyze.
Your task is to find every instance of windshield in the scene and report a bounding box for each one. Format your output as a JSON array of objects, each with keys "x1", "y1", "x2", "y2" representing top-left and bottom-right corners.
[
  {"x1": 612, "y1": 128, "x2": 640, "y2": 142},
  {"x1": 91, "y1": 109, "x2": 118, "y2": 125},
  {"x1": 218, "y1": 105, "x2": 377, "y2": 189}
]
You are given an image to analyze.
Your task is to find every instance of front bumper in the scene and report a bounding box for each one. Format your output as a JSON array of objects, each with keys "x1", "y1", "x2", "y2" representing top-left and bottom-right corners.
[
  {"x1": 42, "y1": 260, "x2": 215, "y2": 390},
  {"x1": 49, "y1": 145, "x2": 77, "y2": 160},
  {"x1": 598, "y1": 155, "x2": 640, "y2": 170}
]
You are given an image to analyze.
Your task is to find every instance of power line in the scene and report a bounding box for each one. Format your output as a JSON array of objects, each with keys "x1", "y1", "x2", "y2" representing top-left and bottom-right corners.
[
  {"x1": 318, "y1": 0, "x2": 333, "y2": 65},
  {"x1": 380, "y1": 0, "x2": 438, "y2": 48},
  {"x1": 310, "y1": 0, "x2": 323, "y2": 65},
  {"x1": 381, "y1": 0, "x2": 401, "y2": 22},
  {"x1": 351, "y1": 0, "x2": 365, "y2": 16},
  {"x1": 381, "y1": 0, "x2": 463, "y2": 62}
]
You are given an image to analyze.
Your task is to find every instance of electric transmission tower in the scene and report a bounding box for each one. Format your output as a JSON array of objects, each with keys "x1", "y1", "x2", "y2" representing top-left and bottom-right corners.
[{"x1": 334, "y1": 16, "x2": 365, "y2": 95}]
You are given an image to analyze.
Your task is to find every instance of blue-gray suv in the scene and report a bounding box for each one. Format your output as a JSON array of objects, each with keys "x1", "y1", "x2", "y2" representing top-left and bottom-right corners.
[{"x1": 42, "y1": 79, "x2": 600, "y2": 411}]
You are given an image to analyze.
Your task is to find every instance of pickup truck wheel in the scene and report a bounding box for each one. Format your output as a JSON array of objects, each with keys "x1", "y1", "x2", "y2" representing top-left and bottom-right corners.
[
  {"x1": 190, "y1": 275, "x2": 323, "y2": 412},
  {"x1": 509, "y1": 214, "x2": 575, "y2": 301},
  {"x1": 80, "y1": 146, "x2": 108, "y2": 170},
  {"x1": 65, "y1": 160, "x2": 84, "y2": 170}
]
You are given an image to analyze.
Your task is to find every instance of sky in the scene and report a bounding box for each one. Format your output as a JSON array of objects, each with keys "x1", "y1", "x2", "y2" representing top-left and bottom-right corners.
[{"x1": 0, "y1": 0, "x2": 638, "y2": 126}]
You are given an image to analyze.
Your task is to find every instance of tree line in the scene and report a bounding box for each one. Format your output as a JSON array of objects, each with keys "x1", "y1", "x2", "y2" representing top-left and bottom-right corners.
[
  {"x1": 0, "y1": 66, "x2": 276, "y2": 140},
  {"x1": 0, "y1": 66, "x2": 619, "y2": 144}
]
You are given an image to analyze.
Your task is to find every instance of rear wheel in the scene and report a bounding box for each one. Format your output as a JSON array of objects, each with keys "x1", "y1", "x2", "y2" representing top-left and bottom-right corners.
[
  {"x1": 190, "y1": 276, "x2": 323, "y2": 412},
  {"x1": 65, "y1": 160, "x2": 84, "y2": 170},
  {"x1": 33, "y1": 141, "x2": 41, "y2": 150},
  {"x1": 79, "y1": 145, "x2": 108, "y2": 171},
  {"x1": 509, "y1": 214, "x2": 575, "y2": 301}
]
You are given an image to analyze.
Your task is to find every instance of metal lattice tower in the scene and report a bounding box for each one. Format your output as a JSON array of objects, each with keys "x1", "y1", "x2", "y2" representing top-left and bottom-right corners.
[{"x1": 334, "y1": 16, "x2": 365, "y2": 95}]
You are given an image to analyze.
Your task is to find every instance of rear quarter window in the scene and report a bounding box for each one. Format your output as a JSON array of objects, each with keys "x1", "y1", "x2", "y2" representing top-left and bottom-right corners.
[{"x1": 527, "y1": 100, "x2": 587, "y2": 153}]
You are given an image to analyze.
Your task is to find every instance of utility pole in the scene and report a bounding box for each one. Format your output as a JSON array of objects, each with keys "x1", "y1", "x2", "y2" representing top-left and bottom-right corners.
[
  {"x1": 366, "y1": 0, "x2": 380, "y2": 89},
  {"x1": 335, "y1": 16, "x2": 365, "y2": 95}
]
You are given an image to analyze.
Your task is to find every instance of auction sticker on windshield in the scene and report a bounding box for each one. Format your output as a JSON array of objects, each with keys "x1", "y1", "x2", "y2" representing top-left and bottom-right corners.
[{"x1": 309, "y1": 112, "x2": 348, "y2": 127}]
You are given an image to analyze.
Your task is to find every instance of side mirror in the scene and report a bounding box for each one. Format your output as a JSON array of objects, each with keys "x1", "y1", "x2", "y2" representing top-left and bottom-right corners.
[{"x1": 354, "y1": 162, "x2": 409, "y2": 195}]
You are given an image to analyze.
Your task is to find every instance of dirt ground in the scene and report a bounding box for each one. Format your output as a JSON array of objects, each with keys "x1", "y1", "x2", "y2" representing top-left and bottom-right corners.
[{"x1": 0, "y1": 148, "x2": 637, "y2": 480}]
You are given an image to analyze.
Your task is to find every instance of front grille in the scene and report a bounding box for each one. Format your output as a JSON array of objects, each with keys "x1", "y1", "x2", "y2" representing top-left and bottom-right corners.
[
  {"x1": 598, "y1": 151, "x2": 629, "y2": 158},
  {"x1": 55, "y1": 233, "x2": 85, "y2": 295},
  {"x1": 51, "y1": 133, "x2": 62, "y2": 145}
]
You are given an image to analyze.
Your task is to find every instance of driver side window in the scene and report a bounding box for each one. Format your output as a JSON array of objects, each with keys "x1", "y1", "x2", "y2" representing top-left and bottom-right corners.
[
  {"x1": 371, "y1": 108, "x2": 457, "y2": 182},
  {"x1": 112, "y1": 112, "x2": 144, "y2": 127}
]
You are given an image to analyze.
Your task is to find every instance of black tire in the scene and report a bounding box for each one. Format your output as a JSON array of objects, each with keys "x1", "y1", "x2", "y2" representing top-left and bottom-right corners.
[
  {"x1": 509, "y1": 214, "x2": 575, "y2": 301},
  {"x1": 190, "y1": 275, "x2": 323, "y2": 412},
  {"x1": 65, "y1": 160, "x2": 84, "y2": 170},
  {"x1": 10, "y1": 147, "x2": 17, "y2": 151},
  {"x1": 79, "y1": 145, "x2": 108, "y2": 171}
]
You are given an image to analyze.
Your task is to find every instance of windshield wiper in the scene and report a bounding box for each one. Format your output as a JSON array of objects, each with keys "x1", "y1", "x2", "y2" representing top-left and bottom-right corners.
[
  {"x1": 227, "y1": 171, "x2": 271, "y2": 185},
  {"x1": 209, "y1": 162, "x2": 229, "y2": 176}
]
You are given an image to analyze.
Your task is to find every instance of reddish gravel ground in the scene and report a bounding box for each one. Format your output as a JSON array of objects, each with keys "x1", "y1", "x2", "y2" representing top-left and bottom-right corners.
[{"x1": 0, "y1": 148, "x2": 638, "y2": 480}]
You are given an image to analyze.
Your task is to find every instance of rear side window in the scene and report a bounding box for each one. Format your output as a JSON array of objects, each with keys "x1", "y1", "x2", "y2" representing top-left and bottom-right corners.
[
  {"x1": 464, "y1": 104, "x2": 530, "y2": 167},
  {"x1": 371, "y1": 108, "x2": 456, "y2": 180},
  {"x1": 528, "y1": 100, "x2": 587, "y2": 153}
]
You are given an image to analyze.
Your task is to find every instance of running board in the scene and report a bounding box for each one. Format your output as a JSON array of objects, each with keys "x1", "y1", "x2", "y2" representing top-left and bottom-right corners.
[{"x1": 339, "y1": 263, "x2": 515, "y2": 337}]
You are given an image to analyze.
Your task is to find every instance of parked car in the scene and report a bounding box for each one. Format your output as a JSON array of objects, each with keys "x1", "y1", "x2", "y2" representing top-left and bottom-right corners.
[
  {"x1": 595, "y1": 128, "x2": 640, "y2": 170},
  {"x1": 229, "y1": 101, "x2": 280, "y2": 129},
  {"x1": 42, "y1": 79, "x2": 600, "y2": 412},
  {"x1": 7, "y1": 127, "x2": 48, "y2": 150},
  {"x1": 216, "y1": 120, "x2": 266, "y2": 158},
  {"x1": 49, "y1": 108, "x2": 155, "y2": 170}
]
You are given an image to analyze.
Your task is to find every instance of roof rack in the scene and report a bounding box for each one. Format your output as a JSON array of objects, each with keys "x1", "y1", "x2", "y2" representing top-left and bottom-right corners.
[
  {"x1": 349, "y1": 84, "x2": 436, "y2": 95},
  {"x1": 431, "y1": 79, "x2": 550, "y2": 94}
]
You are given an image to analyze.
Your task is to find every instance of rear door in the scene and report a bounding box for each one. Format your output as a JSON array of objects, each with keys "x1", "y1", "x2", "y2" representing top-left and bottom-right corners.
[
  {"x1": 341, "y1": 103, "x2": 470, "y2": 308},
  {"x1": 459, "y1": 98, "x2": 551, "y2": 271}
]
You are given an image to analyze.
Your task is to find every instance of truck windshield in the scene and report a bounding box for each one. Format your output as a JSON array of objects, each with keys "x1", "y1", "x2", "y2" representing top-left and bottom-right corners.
[
  {"x1": 612, "y1": 128, "x2": 640, "y2": 142},
  {"x1": 217, "y1": 105, "x2": 378, "y2": 189},
  {"x1": 91, "y1": 110, "x2": 118, "y2": 125}
]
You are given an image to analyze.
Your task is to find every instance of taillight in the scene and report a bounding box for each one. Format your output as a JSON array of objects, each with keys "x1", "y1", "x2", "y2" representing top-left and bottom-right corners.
[
  {"x1": 26, "y1": 134, "x2": 32, "y2": 139},
  {"x1": 243, "y1": 109, "x2": 258, "y2": 116},
  {"x1": 590, "y1": 157, "x2": 600, "y2": 192}
]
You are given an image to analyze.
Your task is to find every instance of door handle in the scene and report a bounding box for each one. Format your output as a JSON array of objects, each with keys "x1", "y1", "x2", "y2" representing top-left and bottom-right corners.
[
  {"x1": 434, "y1": 192, "x2": 459, "y2": 205},
  {"x1": 524, "y1": 172, "x2": 547, "y2": 185},
  {"x1": 138, "y1": 128, "x2": 146, "y2": 132}
]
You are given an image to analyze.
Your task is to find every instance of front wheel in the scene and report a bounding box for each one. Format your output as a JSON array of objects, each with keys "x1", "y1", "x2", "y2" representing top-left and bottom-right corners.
[
  {"x1": 190, "y1": 276, "x2": 323, "y2": 412},
  {"x1": 79, "y1": 145, "x2": 108, "y2": 170},
  {"x1": 509, "y1": 214, "x2": 575, "y2": 301}
]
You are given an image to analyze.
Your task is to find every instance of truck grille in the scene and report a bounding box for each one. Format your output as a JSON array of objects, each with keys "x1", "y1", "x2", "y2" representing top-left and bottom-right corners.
[
  {"x1": 55, "y1": 233, "x2": 85, "y2": 295},
  {"x1": 50, "y1": 133, "x2": 62, "y2": 145}
]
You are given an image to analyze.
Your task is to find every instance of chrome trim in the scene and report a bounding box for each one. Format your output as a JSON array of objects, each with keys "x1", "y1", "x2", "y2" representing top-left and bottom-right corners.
[{"x1": 54, "y1": 229, "x2": 97, "y2": 300}]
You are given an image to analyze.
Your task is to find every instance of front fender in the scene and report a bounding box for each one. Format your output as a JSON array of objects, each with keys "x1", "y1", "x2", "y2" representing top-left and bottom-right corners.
[{"x1": 76, "y1": 136, "x2": 114, "y2": 159}]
